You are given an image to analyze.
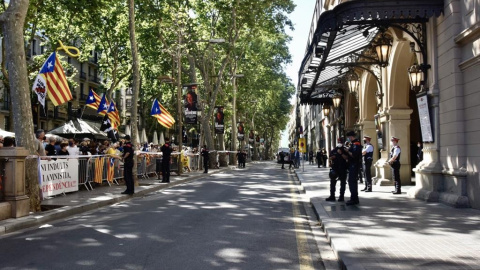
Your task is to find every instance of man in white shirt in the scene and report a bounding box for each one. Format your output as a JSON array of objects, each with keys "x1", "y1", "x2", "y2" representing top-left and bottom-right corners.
[
  {"x1": 361, "y1": 135, "x2": 374, "y2": 192},
  {"x1": 388, "y1": 136, "x2": 402, "y2": 194},
  {"x1": 67, "y1": 138, "x2": 80, "y2": 156}
]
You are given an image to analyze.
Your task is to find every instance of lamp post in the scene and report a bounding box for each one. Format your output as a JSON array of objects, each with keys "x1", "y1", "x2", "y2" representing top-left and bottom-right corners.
[{"x1": 231, "y1": 73, "x2": 243, "y2": 165}]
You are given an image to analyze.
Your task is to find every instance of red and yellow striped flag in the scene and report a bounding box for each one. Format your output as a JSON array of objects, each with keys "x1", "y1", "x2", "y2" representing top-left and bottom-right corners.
[
  {"x1": 107, "y1": 158, "x2": 115, "y2": 183},
  {"x1": 94, "y1": 157, "x2": 105, "y2": 184},
  {"x1": 32, "y1": 52, "x2": 72, "y2": 107},
  {"x1": 151, "y1": 99, "x2": 175, "y2": 129},
  {"x1": 86, "y1": 88, "x2": 102, "y2": 110}
]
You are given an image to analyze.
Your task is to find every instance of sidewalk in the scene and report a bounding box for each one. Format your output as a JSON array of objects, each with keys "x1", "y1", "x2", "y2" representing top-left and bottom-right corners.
[
  {"x1": 0, "y1": 168, "x2": 230, "y2": 236},
  {"x1": 294, "y1": 164, "x2": 480, "y2": 270}
]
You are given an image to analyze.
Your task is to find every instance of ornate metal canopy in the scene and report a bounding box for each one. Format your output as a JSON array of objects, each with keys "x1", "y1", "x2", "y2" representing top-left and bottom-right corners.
[{"x1": 298, "y1": 0, "x2": 444, "y2": 105}]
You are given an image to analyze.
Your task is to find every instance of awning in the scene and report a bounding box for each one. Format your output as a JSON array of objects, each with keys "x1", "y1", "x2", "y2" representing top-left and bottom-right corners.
[{"x1": 298, "y1": 0, "x2": 444, "y2": 104}]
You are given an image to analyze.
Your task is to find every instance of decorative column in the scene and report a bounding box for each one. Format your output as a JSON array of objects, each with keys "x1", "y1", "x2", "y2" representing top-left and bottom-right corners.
[{"x1": 0, "y1": 147, "x2": 30, "y2": 218}]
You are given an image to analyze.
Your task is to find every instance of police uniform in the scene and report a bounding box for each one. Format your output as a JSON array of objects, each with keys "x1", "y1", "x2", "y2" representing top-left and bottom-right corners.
[
  {"x1": 389, "y1": 137, "x2": 402, "y2": 194},
  {"x1": 122, "y1": 137, "x2": 134, "y2": 195},
  {"x1": 362, "y1": 136, "x2": 374, "y2": 192},
  {"x1": 160, "y1": 141, "x2": 173, "y2": 183},
  {"x1": 346, "y1": 131, "x2": 362, "y2": 205},
  {"x1": 201, "y1": 146, "x2": 209, "y2": 173},
  {"x1": 326, "y1": 139, "x2": 348, "y2": 202}
]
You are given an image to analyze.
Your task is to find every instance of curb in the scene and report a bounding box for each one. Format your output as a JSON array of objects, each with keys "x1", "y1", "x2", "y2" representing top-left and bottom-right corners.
[
  {"x1": 0, "y1": 167, "x2": 230, "y2": 236},
  {"x1": 295, "y1": 170, "x2": 361, "y2": 270}
]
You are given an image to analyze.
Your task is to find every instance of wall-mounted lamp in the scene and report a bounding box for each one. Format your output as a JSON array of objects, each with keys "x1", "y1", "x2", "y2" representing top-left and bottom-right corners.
[
  {"x1": 374, "y1": 34, "x2": 392, "y2": 67},
  {"x1": 332, "y1": 94, "x2": 342, "y2": 108},
  {"x1": 322, "y1": 104, "x2": 331, "y2": 116},
  {"x1": 408, "y1": 64, "x2": 423, "y2": 92},
  {"x1": 347, "y1": 71, "x2": 360, "y2": 94}
]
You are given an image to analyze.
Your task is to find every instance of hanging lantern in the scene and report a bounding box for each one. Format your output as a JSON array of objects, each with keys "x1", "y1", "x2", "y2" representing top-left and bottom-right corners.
[
  {"x1": 408, "y1": 64, "x2": 423, "y2": 92},
  {"x1": 374, "y1": 34, "x2": 392, "y2": 67},
  {"x1": 347, "y1": 71, "x2": 360, "y2": 94},
  {"x1": 332, "y1": 94, "x2": 342, "y2": 108},
  {"x1": 322, "y1": 104, "x2": 331, "y2": 116}
]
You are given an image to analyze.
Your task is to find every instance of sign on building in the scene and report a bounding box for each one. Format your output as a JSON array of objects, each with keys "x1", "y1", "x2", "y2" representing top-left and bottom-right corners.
[{"x1": 416, "y1": 93, "x2": 433, "y2": 142}]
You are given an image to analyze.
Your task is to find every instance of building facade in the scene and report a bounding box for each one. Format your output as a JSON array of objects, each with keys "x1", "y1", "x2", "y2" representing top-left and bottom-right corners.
[{"x1": 296, "y1": 0, "x2": 480, "y2": 209}]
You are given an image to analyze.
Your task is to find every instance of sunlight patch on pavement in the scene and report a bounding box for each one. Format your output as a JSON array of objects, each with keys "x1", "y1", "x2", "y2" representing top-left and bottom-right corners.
[
  {"x1": 201, "y1": 202, "x2": 238, "y2": 209},
  {"x1": 216, "y1": 248, "x2": 246, "y2": 263}
]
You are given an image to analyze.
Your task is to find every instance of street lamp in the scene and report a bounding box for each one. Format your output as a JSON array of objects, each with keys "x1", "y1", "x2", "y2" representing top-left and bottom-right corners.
[
  {"x1": 374, "y1": 34, "x2": 392, "y2": 67},
  {"x1": 322, "y1": 104, "x2": 331, "y2": 116},
  {"x1": 332, "y1": 94, "x2": 342, "y2": 108},
  {"x1": 408, "y1": 64, "x2": 423, "y2": 92},
  {"x1": 347, "y1": 71, "x2": 360, "y2": 94}
]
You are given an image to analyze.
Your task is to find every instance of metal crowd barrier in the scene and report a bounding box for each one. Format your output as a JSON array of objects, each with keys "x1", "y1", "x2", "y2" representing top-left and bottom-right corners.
[{"x1": 85, "y1": 156, "x2": 121, "y2": 189}]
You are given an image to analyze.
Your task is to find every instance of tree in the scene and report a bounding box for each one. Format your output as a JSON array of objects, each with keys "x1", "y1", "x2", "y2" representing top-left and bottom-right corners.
[
  {"x1": 128, "y1": 0, "x2": 140, "y2": 184},
  {"x1": 0, "y1": 0, "x2": 41, "y2": 211}
]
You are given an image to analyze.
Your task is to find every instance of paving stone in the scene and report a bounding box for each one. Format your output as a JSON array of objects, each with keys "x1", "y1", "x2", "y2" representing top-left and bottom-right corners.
[{"x1": 295, "y1": 165, "x2": 480, "y2": 270}]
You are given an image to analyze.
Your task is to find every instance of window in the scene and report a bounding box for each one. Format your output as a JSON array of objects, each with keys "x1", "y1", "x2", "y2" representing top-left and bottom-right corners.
[
  {"x1": 4, "y1": 116, "x2": 9, "y2": 131},
  {"x1": 88, "y1": 67, "x2": 91, "y2": 76},
  {"x1": 40, "y1": 121, "x2": 45, "y2": 130},
  {"x1": 80, "y1": 83, "x2": 84, "y2": 99},
  {"x1": 67, "y1": 56, "x2": 71, "y2": 64},
  {"x1": 40, "y1": 45, "x2": 45, "y2": 54},
  {"x1": 32, "y1": 39, "x2": 37, "y2": 55}
]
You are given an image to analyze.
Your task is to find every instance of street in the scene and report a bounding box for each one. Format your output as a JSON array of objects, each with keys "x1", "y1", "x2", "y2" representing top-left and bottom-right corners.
[{"x1": 0, "y1": 162, "x2": 324, "y2": 270}]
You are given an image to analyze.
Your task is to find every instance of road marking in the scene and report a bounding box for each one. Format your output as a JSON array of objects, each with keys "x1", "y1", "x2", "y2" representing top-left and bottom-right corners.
[{"x1": 288, "y1": 173, "x2": 315, "y2": 270}]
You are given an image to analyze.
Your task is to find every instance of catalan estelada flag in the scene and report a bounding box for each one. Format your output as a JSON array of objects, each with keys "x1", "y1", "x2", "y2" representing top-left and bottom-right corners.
[
  {"x1": 151, "y1": 99, "x2": 175, "y2": 129},
  {"x1": 97, "y1": 94, "x2": 109, "y2": 116},
  {"x1": 107, "y1": 158, "x2": 115, "y2": 183},
  {"x1": 94, "y1": 157, "x2": 105, "y2": 184},
  {"x1": 86, "y1": 88, "x2": 101, "y2": 110},
  {"x1": 32, "y1": 52, "x2": 72, "y2": 107},
  {"x1": 107, "y1": 101, "x2": 121, "y2": 128}
]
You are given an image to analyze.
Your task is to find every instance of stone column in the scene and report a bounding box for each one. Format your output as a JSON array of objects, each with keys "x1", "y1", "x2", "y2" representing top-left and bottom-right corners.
[{"x1": 0, "y1": 147, "x2": 30, "y2": 218}]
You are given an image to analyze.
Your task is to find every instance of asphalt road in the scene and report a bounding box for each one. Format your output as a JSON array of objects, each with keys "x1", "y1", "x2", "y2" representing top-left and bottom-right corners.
[{"x1": 0, "y1": 161, "x2": 324, "y2": 270}]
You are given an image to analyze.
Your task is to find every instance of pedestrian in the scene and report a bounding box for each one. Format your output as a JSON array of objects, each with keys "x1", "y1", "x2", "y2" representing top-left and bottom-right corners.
[
  {"x1": 241, "y1": 150, "x2": 247, "y2": 168},
  {"x1": 316, "y1": 149, "x2": 322, "y2": 168},
  {"x1": 289, "y1": 150, "x2": 295, "y2": 169},
  {"x1": 121, "y1": 135, "x2": 134, "y2": 195},
  {"x1": 67, "y1": 138, "x2": 79, "y2": 156},
  {"x1": 45, "y1": 136, "x2": 57, "y2": 156},
  {"x1": 417, "y1": 141, "x2": 423, "y2": 165},
  {"x1": 361, "y1": 135, "x2": 374, "y2": 192},
  {"x1": 321, "y1": 148, "x2": 328, "y2": 167},
  {"x1": 326, "y1": 138, "x2": 348, "y2": 202},
  {"x1": 34, "y1": 129, "x2": 46, "y2": 157},
  {"x1": 201, "y1": 145, "x2": 209, "y2": 173},
  {"x1": 388, "y1": 136, "x2": 402, "y2": 194},
  {"x1": 57, "y1": 142, "x2": 70, "y2": 156},
  {"x1": 345, "y1": 131, "x2": 362, "y2": 205},
  {"x1": 236, "y1": 150, "x2": 243, "y2": 168},
  {"x1": 279, "y1": 151, "x2": 286, "y2": 169},
  {"x1": 309, "y1": 150, "x2": 314, "y2": 164},
  {"x1": 160, "y1": 138, "x2": 173, "y2": 183},
  {"x1": 294, "y1": 148, "x2": 300, "y2": 168}
]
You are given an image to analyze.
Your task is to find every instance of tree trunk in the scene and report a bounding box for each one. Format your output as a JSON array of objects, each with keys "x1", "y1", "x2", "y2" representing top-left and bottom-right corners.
[
  {"x1": 1, "y1": 0, "x2": 41, "y2": 212},
  {"x1": 230, "y1": 66, "x2": 238, "y2": 166},
  {"x1": 127, "y1": 0, "x2": 140, "y2": 185}
]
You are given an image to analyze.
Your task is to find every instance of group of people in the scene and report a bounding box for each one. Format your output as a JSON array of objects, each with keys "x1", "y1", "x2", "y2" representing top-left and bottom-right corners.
[
  {"x1": 309, "y1": 148, "x2": 327, "y2": 168},
  {"x1": 327, "y1": 131, "x2": 402, "y2": 206}
]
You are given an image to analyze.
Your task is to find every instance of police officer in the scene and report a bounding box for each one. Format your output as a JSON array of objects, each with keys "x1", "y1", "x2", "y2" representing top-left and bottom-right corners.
[
  {"x1": 361, "y1": 135, "x2": 374, "y2": 192},
  {"x1": 345, "y1": 131, "x2": 362, "y2": 205},
  {"x1": 201, "y1": 145, "x2": 209, "y2": 173},
  {"x1": 388, "y1": 137, "x2": 402, "y2": 194},
  {"x1": 326, "y1": 138, "x2": 348, "y2": 202},
  {"x1": 121, "y1": 135, "x2": 134, "y2": 195},
  {"x1": 160, "y1": 138, "x2": 173, "y2": 183}
]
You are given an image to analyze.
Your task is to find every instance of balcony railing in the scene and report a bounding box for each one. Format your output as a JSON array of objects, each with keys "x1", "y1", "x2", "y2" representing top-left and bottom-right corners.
[{"x1": 80, "y1": 72, "x2": 87, "y2": 80}]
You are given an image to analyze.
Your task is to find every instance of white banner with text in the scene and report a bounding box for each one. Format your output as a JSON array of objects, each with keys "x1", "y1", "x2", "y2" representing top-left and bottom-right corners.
[{"x1": 40, "y1": 159, "x2": 79, "y2": 197}]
